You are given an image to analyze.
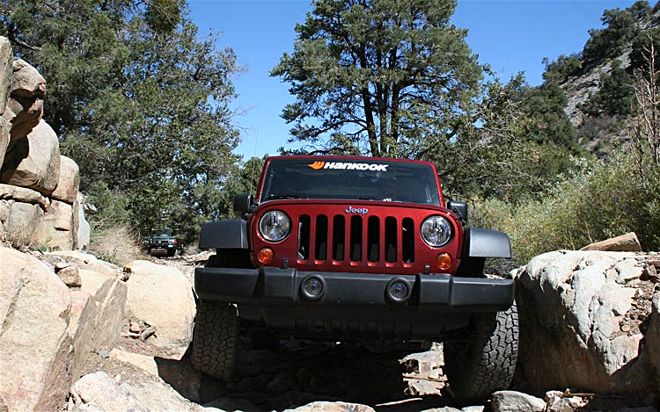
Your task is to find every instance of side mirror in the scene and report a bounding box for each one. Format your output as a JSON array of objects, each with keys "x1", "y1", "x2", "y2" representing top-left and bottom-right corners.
[
  {"x1": 447, "y1": 200, "x2": 468, "y2": 223},
  {"x1": 233, "y1": 194, "x2": 253, "y2": 214}
]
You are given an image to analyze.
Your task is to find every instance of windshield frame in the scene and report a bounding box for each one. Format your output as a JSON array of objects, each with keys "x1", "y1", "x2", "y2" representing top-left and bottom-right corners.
[{"x1": 256, "y1": 156, "x2": 444, "y2": 206}]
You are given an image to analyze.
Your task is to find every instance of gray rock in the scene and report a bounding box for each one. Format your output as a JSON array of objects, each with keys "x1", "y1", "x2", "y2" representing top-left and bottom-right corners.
[
  {"x1": 581, "y1": 232, "x2": 642, "y2": 252},
  {"x1": 284, "y1": 401, "x2": 375, "y2": 412},
  {"x1": 124, "y1": 260, "x2": 196, "y2": 360},
  {"x1": 58, "y1": 265, "x2": 81, "y2": 288},
  {"x1": 52, "y1": 155, "x2": 80, "y2": 204},
  {"x1": 645, "y1": 290, "x2": 660, "y2": 395},
  {"x1": 0, "y1": 116, "x2": 9, "y2": 169},
  {"x1": 516, "y1": 251, "x2": 656, "y2": 394},
  {"x1": 1, "y1": 200, "x2": 44, "y2": 244},
  {"x1": 0, "y1": 247, "x2": 72, "y2": 411},
  {"x1": 0, "y1": 183, "x2": 50, "y2": 209},
  {"x1": 33, "y1": 199, "x2": 75, "y2": 250},
  {"x1": 10, "y1": 58, "x2": 46, "y2": 99},
  {"x1": 0, "y1": 37, "x2": 11, "y2": 114},
  {"x1": 1, "y1": 119, "x2": 60, "y2": 195},
  {"x1": 76, "y1": 195, "x2": 91, "y2": 250},
  {"x1": 491, "y1": 390, "x2": 546, "y2": 412},
  {"x1": 70, "y1": 372, "x2": 144, "y2": 412}
]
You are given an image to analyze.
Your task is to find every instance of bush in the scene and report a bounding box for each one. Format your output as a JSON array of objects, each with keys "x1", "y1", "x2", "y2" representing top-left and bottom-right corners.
[
  {"x1": 89, "y1": 222, "x2": 145, "y2": 266},
  {"x1": 472, "y1": 152, "x2": 660, "y2": 264}
]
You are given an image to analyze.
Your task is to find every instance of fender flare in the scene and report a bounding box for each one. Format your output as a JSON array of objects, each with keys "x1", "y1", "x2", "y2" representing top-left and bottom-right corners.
[
  {"x1": 463, "y1": 228, "x2": 511, "y2": 259},
  {"x1": 199, "y1": 219, "x2": 249, "y2": 250}
]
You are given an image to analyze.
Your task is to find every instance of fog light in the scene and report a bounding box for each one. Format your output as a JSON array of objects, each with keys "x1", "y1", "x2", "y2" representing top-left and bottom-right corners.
[
  {"x1": 257, "y1": 247, "x2": 274, "y2": 265},
  {"x1": 436, "y1": 253, "x2": 452, "y2": 271},
  {"x1": 386, "y1": 278, "x2": 411, "y2": 303},
  {"x1": 301, "y1": 275, "x2": 325, "y2": 300}
]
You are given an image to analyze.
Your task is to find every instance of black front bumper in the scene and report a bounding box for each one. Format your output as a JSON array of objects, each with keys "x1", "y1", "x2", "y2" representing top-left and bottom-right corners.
[{"x1": 194, "y1": 267, "x2": 514, "y2": 340}]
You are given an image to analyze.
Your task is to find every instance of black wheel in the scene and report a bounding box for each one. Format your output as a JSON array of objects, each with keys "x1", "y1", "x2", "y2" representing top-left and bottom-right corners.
[
  {"x1": 166, "y1": 248, "x2": 176, "y2": 257},
  {"x1": 443, "y1": 301, "x2": 519, "y2": 402},
  {"x1": 190, "y1": 300, "x2": 239, "y2": 380}
]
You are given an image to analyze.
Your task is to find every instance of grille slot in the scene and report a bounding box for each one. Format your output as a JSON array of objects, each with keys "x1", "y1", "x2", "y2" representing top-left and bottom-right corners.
[
  {"x1": 367, "y1": 216, "x2": 380, "y2": 262},
  {"x1": 402, "y1": 218, "x2": 415, "y2": 263},
  {"x1": 350, "y1": 216, "x2": 362, "y2": 261},
  {"x1": 332, "y1": 215, "x2": 345, "y2": 261},
  {"x1": 298, "y1": 215, "x2": 311, "y2": 260},
  {"x1": 385, "y1": 217, "x2": 397, "y2": 262},
  {"x1": 315, "y1": 215, "x2": 328, "y2": 260}
]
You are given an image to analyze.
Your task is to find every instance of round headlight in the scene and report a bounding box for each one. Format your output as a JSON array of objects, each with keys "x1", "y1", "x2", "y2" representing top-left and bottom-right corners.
[
  {"x1": 259, "y1": 210, "x2": 291, "y2": 242},
  {"x1": 420, "y1": 215, "x2": 452, "y2": 247}
]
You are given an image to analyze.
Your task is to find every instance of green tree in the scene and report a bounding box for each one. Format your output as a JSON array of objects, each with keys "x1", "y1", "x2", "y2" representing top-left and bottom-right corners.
[
  {"x1": 427, "y1": 74, "x2": 578, "y2": 202},
  {"x1": 272, "y1": 0, "x2": 482, "y2": 158},
  {"x1": 2, "y1": 1, "x2": 241, "y2": 243},
  {"x1": 582, "y1": 1, "x2": 650, "y2": 69},
  {"x1": 542, "y1": 53, "x2": 582, "y2": 84},
  {"x1": 519, "y1": 83, "x2": 579, "y2": 150},
  {"x1": 581, "y1": 62, "x2": 634, "y2": 117}
]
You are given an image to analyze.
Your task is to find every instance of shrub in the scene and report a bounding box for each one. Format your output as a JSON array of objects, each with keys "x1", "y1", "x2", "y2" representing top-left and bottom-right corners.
[
  {"x1": 89, "y1": 222, "x2": 145, "y2": 266},
  {"x1": 472, "y1": 152, "x2": 660, "y2": 264}
]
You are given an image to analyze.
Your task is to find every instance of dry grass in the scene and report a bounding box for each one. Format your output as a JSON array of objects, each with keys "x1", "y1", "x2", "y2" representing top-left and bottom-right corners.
[
  {"x1": 89, "y1": 222, "x2": 145, "y2": 266},
  {"x1": 1, "y1": 228, "x2": 34, "y2": 250}
]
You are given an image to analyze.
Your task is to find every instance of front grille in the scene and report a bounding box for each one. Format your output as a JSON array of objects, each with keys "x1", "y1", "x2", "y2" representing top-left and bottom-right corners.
[{"x1": 297, "y1": 214, "x2": 415, "y2": 266}]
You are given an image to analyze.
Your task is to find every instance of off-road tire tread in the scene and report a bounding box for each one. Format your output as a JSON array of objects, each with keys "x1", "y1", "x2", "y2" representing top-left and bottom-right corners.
[
  {"x1": 190, "y1": 301, "x2": 239, "y2": 380},
  {"x1": 444, "y1": 301, "x2": 519, "y2": 402}
]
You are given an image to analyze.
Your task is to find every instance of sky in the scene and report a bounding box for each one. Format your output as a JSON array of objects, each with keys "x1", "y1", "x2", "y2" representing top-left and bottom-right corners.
[{"x1": 188, "y1": 0, "x2": 639, "y2": 159}]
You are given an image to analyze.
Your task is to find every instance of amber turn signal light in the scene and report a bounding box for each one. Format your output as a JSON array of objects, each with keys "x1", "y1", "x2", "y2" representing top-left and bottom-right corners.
[
  {"x1": 436, "y1": 252, "x2": 452, "y2": 271},
  {"x1": 257, "y1": 247, "x2": 274, "y2": 265}
]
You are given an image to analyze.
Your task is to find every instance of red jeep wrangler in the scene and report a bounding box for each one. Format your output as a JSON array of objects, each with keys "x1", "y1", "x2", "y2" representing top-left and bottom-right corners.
[{"x1": 192, "y1": 156, "x2": 518, "y2": 401}]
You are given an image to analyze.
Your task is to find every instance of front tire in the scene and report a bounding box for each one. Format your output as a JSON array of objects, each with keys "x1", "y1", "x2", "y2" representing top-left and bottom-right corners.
[
  {"x1": 190, "y1": 301, "x2": 239, "y2": 380},
  {"x1": 443, "y1": 301, "x2": 519, "y2": 402}
]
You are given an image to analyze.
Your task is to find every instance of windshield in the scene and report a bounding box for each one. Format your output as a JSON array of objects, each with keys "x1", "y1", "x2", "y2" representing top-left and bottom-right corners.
[{"x1": 260, "y1": 158, "x2": 440, "y2": 205}]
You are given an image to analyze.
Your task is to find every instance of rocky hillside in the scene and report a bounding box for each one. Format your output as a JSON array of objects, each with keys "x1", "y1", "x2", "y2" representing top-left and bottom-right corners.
[
  {"x1": 550, "y1": 2, "x2": 660, "y2": 154},
  {"x1": 0, "y1": 36, "x2": 89, "y2": 251}
]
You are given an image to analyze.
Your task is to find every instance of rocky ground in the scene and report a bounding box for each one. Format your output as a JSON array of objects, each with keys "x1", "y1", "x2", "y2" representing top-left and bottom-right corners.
[
  {"x1": 2, "y1": 244, "x2": 660, "y2": 411},
  {"x1": 83, "y1": 249, "x2": 657, "y2": 412}
]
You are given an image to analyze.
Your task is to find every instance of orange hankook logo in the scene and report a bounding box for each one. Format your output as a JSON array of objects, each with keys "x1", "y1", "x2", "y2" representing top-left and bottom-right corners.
[{"x1": 308, "y1": 161, "x2": 325, "y2": 170}]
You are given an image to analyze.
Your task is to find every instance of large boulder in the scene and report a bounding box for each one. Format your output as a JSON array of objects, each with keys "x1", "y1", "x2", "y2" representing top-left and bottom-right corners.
[
  {"x1": 70, "y1": 371, "x2": 201, "y2": 412},
  {"x1": 514, "y1": 251, "x2": 658, "y2": 394},
  {"x1": 124, "y1": 260, "x2": 196, "y2": 359},
  {"x1": 52, "y1": 155, "x2": 80, "y2": 204},
  {"x1": 67, "y1": 291, "x2": 96, "y2": 379},
  {"x1": 10, "y1": 58, "x2": 46, "y2": 99},
  {"x1": 0, "y1": 184, "x2": 49, "y2": 244},
  {"x1": 70, "y1": 372, "x2": 143, "y2": 412},
  {"x1": 490, "y1": 391, "x2": 546, "y2": 412},
  {"x1": 0, "y1": 37, "x2": 11, "y2": 113},
  {"x1": 284, "y1": 402, "x2": 376, "y2": 412},
  {"x1": 74, "y1": 269, "x2": 128, "y2": 375},
  {"x1": 0, "y1": 247, "x2": 73, "y2": 411},
  {"x1": 48, "y1": 250, "x2": 122, "y2": 278},
  {"x1": 0, "y1": 116, "x2": 9, "y2": 168},
  {"x1": 0, "y1": 199, "x2": 44, "y2": 245},
  {"x1": 77, "y1": 202, "x2": 91, "y2": 250},
  {"x1": 3, "y1": 59, "x2": 46, "y2": 142},
  {"x1": 0, "y1": 183, "x2": 50, "y2": 209},
  {"x1": 645, "y1": 290, "x2": 660, "y2": 394},
  {"x1": 581, "y1": 232, "x2": 642, "y2": 252},
  {"x1": 1, "y1": 119, "x2": 60, "y2": 195},
  {"x1": 33, "y1": 199, "x2": 75, "y2": 250}
]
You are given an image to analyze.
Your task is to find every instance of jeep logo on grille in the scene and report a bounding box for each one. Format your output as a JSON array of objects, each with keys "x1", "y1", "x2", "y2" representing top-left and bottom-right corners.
[{"x1": 345, "y1": 206, "x2": 368, "y2": 215}]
